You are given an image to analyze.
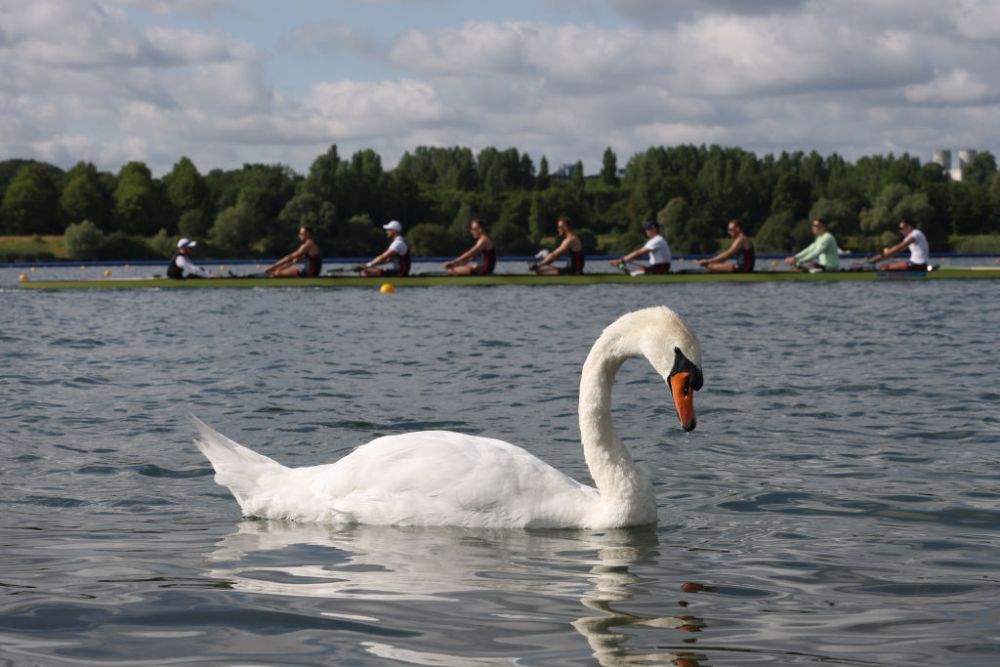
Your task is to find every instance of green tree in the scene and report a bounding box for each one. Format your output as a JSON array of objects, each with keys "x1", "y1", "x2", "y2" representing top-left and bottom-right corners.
[
  {"x1": 1, "y1": 163, "x2": 61, "y2": 234},
  {"x1": 571, "y1": 160, "x2": 585, "y2": 192},
  {"x1": 962, "y1": 151, "x2": 997, "y2": 186},
  {"x1": 528, "y1": 193, "x2": 545, "y2": 242},
  {"x1": 770, "y1": 172, "x2": 811, "y2": 219},
  {"x1": 163, "y1": 156, "x2": 209, "y2": 219},
  {"x1": 336, "y1": 214, "x2": 385, "y2": 257},
  {"x1": 337, "y1": 149, "x2": 386, "y2": 221},
  {"x1": 209, "y1": 205, "x2": 258, "y2": 256},
  {"x1": 408, "y1": 223, "x2": 459, "y2": 256},
  {"x1": 755, "y1": 211, "x2": 796, "y2": 253},
  {"x1": 600, "y1": 147, "x2": 619, "y2": 186},
  {"x1": 178, "y1": 209, "x2": 211, "y2": 239},
  {"x1": 61, "y1": 162, "x2": 112, "y2": 231},
  {"x1": 859, "y1": 183, "x2": 941, "y2": 249},
  {"x1": 148, "y1": 228, "x2": 176, "y2": 257},
  {"x1": 274, "y1": 193, "x2": 336, "y2": 255},
  {"x1": 536, "y1": 156, "x2": 551, "y2": 190},
  {"x1": 114, "y1": 161, "x2": 164, "y2": 235},
  {"x1": 491, "y1": 220, "x2": 534, "y2": 255},
  {"x1": 659, "y1": 197, "x2": 690, "y2": 249},
  {"x1": 64, "y1": 220, "x2": 105, "y2": 259},
  {"x1": 809, "y1": 197, "x2": 857, "y2": 236},
  {"x1": 304, "y1": 144, "x2": 341, "y2": 202}
]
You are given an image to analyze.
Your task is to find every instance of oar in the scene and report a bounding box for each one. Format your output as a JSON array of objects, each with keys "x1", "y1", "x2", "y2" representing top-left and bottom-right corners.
[
  {"x1": 323, "y1": 265, "x2": 365, "y2": 276},
  {"x1": 613, "y1": 259, "x2": 646, "y2": 276}
]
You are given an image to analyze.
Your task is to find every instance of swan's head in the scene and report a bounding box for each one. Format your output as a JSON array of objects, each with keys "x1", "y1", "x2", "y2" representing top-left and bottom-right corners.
[{"x1": 606, "y1": 307, "x2": 703, "y2": 432}]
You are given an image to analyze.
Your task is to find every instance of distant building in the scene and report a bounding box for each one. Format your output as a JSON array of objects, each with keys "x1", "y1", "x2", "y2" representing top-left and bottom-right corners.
[
  {"x1": 931, "y1": 148, "x2": 978, "y2": 181},
  {"x1": 552, "y1": 163, "x2": 576, "y2": 179},
  {"x1": 932, "y1": 149, "x2": 951, "y2": 170}
]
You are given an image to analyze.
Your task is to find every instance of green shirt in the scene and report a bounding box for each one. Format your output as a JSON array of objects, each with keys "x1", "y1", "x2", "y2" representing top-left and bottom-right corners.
[{"x1": 795, "y1": 232, "x2": 839, "y2": 269}]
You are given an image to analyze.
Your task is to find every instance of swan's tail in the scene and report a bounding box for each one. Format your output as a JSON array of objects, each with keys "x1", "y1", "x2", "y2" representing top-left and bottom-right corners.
[{"x1": 191, "y1": 416, "x2": 287, "y2": 510}]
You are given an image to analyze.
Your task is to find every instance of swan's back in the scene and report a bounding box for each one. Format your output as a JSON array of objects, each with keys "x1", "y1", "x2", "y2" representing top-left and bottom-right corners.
[
  {"x1": 318, "y1": 432, "x2": 599, "y2": 527},
  {"x1": 196, "y1": 423, "x2": 600, "y2": 528}
]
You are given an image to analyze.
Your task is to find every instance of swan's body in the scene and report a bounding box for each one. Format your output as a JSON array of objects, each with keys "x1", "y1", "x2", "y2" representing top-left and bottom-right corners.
[{"x1": 195, "y1": 306, "x2": 702, "y2": 529}]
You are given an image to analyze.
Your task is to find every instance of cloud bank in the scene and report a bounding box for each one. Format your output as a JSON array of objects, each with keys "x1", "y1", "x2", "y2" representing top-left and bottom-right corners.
[{"x1": 0, "y1": 0, "x2": 998, "y2": 175}]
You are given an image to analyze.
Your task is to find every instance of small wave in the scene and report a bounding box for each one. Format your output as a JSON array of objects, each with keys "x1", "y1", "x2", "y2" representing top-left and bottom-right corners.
[
  {"x1": 135, "y1": 464, "x2": 213, "y2": 479},
  {"x1": 22, "y1": 495, "x2": 87, "y2": 508}
]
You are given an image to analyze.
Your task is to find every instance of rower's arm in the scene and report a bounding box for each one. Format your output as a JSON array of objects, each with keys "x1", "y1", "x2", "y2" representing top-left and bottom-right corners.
[
  {"x1": 446, "y1": 238, "x2": 484, "y2": 266},
  {"x1": 621, "y1": 244, "x2": 649, "y2": 263},
  {"x1": 367, "y1": 249, "x2": 397, "y2": 267},
  {"x1": 709, "y1": 238, "x2": 742, "y2": 263},
  {"x1": 538, "y1": 238, "x2": 570, "y2": 266},
  {"x1": 876, "y1": 235, "x2": 913, "y2": 260},
  {"x1": 267, "y1": 243, "x2": 307, "y2": 271}
]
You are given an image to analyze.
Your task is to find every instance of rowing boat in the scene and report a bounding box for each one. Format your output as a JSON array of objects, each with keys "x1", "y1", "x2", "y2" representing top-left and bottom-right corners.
[{"x1": 15, "y1": 266, "x2": 1000, "y2": 289}]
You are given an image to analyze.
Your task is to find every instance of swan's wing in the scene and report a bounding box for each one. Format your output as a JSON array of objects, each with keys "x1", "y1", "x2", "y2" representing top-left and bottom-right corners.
[{"x1": 305, "y1": 431, "x2": 599, "y2": 528}]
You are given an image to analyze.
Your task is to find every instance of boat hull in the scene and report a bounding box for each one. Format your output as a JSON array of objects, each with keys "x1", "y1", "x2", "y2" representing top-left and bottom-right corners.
[{"x1": 16, "y1": 267, "x2": 1000, "y2": 289}]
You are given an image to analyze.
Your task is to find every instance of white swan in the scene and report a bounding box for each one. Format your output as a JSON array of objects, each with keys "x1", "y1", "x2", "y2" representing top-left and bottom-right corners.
[{"x1": 194, "y1": 306, "x2": 703, "y2": 529}]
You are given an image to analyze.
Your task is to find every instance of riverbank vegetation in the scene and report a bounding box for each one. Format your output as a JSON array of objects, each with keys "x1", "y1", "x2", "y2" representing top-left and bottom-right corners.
[{"x1": 2, "y1": 144, "x2": 999, "y2": 262}]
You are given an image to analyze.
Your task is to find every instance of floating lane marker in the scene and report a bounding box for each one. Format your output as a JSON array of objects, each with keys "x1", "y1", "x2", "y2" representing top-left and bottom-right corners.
[{"x1": 380, "y1": 283, "x2": 396, "y2": 294}]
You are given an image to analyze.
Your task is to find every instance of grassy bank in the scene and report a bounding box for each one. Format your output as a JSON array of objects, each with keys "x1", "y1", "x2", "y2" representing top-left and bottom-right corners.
[{"x1": 0, "y1": 235, "x2": 67, "y2": 262}]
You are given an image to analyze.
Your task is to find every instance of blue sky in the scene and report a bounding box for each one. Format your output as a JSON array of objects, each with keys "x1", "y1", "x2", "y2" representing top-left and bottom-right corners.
[{"x1": 2, "y1": 0, "x2": 999, "y2": 176}]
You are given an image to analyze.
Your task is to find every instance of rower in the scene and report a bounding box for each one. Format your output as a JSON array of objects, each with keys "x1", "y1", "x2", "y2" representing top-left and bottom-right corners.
[
  {"x1": 613, "y1": 221, "x2": 672, "y2": 274},
  {"x1": 362, "y1": 220, "x2": 411, "y2": 277},
  {"x1": 534, "y1": 217, "x2": 584, "y2": 275},
  {"x1": 443, "y1": 219, "x2": 496, "y2": 275},
  {"x1": 785, "y1": 218, "x2": 839, "y2": 272},
  {"x1": 870, "y1": 218, "x2": 930, "y2": 271},
  {"x1": 167, "y1": 238, "x2": 217, "y2": 279},
  {"x1": 265, "y1": 225, "x2": 322, "y2": 277},
  {"x1": 697, "y1": 219, "x2": 755, "y2": 273}
]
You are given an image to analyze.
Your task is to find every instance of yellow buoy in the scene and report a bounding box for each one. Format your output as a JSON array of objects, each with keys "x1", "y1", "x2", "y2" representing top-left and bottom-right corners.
[
  {"x1": 80, "y1": 265, "x2": 86, "y2": 270},
  {"x1": 30, "y1": 266, "x2": 36, "y2": 272},
  {"x1": 219, "y1": 265, "x2": 226, "y2": 271},
  {"x1": 103, "y1": 269, "x2": 112, "y2": 277},
  {"x1": 18, "y1": 273, "x2": 28, "y2": 282},
  {"x1": 770, "y1": 260, "x2": 778, "y2": 268},
  {"x1": 380, "y1": 283, "x2": 396, "y2": 294}
]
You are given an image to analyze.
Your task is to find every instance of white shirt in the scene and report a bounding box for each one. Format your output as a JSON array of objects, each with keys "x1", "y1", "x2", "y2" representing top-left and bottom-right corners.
[
  {"x1": 643, "y1": 234, "x2": 671, "y2": 265},
  {"x1": 384, "y1": 235, "x2": 408, "y2": 270},
  {"x1": 906, "y1": 229, "x2": 929, "y2": 265},
  {"x1": 388, "y1": 236, "x2": 408, "y2": 257},
  {"x1": 175, "y1": 254, "x2": 213, "y2": 278}
]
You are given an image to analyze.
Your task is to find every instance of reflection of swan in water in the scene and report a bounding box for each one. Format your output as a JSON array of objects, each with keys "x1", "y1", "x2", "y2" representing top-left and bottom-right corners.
[
  {"x1": 573, "y1": 543, "x2": 708, "y2": 667},
  {"x1": 205, "y1": 521, "x2": 707, "y2": 666},
  {"x1": 194, "y1": 306, "x2": 702, "y2": 529}
]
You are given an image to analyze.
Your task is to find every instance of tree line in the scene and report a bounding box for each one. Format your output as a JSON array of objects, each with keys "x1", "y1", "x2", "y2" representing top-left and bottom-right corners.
[{"x1": 2, "y1": 143, "x2": 999, "y2": 262}]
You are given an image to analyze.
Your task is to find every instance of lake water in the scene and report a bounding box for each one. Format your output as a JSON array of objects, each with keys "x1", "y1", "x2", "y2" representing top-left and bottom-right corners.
[{"x1": 2, "y1": 272, "x2": 1000, "y2": 666}]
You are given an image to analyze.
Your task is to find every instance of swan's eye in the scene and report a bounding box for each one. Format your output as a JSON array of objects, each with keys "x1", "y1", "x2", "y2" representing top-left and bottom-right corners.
[{"x1": 670, "y1": 347, "x2": 702, "y2": 391}]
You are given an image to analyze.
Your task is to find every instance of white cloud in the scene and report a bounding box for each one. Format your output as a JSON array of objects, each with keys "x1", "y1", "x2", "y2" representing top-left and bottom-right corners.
[
  {"x1": 301, "y1": 79, "x2": 446, "y2": 141},
  {"x1": 904, "y1": 69, "x2": 994, "y2": 105},
  {"x1": 1, "y1": 0, "x2": 999, "y2": 176},
  {"x1": 954, "y1": 0, "x2": 1000, "y2": 40}
]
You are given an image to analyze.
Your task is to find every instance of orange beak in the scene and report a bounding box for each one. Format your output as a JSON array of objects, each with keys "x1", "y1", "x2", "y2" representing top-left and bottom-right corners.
[{"x1": 670, "y1": 372, "x2": 697, "y2": 432}]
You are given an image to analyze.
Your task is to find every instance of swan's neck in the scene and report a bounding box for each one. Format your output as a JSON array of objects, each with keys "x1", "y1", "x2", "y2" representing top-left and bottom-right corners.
[{"x1": 578, "y1": 334, "x2": 653, "y2": 514}]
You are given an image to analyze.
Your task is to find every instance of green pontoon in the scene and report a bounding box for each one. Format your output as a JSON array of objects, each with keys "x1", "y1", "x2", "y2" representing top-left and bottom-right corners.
[{"x1": 16, "y1": 266, "x2": 1000, "y2": 289}]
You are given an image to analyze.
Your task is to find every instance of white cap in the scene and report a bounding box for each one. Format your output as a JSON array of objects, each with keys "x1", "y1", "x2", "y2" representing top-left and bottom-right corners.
[
  {"x1": 177, "y1": 238, "x2": 197, "y2": 249},
  {"x1": 382, "y1": 220, "x2": 402, "y2": 233}
]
